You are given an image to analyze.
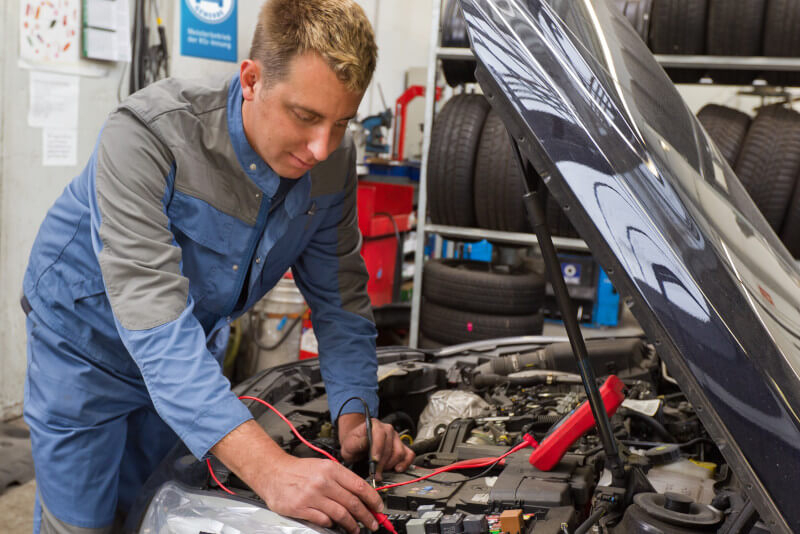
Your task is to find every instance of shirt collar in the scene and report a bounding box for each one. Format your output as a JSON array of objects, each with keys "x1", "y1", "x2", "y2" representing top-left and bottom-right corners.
[
  {"x1": 226, "y1": 75, "x2": 312, "y2": 216},
  {"x1": 227, "y1": 74, "x2": 281, "y2": 197}
]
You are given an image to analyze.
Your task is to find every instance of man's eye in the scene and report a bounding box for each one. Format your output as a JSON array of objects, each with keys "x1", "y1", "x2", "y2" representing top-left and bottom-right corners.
[{"x1": 294, "y1": 111, "x2": 314, "y2": 123}]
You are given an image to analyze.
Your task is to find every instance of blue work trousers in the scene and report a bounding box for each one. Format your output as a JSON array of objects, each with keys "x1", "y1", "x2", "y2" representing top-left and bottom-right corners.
[{"x1": 23, "y1": 310, "x2": 183, "y2": 532}]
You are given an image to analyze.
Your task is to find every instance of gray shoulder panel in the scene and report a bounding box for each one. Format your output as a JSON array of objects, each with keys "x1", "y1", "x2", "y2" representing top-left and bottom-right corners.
[
  {"x1": 332, "y1": 136, "x2": 374, "y2": 322},
  {"x1": 120, "y1": 76, "x2": 262, "y2": 226},
  {"x1": 96, "y1": 109, "x2": 189, "y2": 331}
]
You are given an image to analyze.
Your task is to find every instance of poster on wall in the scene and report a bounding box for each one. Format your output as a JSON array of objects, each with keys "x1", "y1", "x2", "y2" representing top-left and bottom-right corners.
[
  {"x1": 19, "y1": 0, "x2": 81, "y2": 65},
  {"x1": 180, "y1": 0, "x2": 237, "y2": 62}
]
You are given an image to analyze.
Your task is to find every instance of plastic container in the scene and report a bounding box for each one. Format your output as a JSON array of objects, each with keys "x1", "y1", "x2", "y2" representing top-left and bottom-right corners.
[
  {"x1": 646, "y1": 459, "x2": 716, "y2": 504},
  {"x1": 237, "y1": 276, "x2": 308, "y2": 380}
]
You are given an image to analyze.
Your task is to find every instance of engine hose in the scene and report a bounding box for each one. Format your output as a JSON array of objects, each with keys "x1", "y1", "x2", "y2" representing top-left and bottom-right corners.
[
  {"x1": 410, "y1": 434, "x2": 444, "y2": 455},
  {"x1": 473, "y1": 371, "x2": 582, "y2": 388},
  {"x1": 382, "y1": 411, "x2": 417, "y2": 437},
  {"x1": 622, "y1": 409, "x2": 675, "y2": 443},
  {"x1": 573, "y1": 506, "x2": 606, "y2": 534},
  {"x1": 473, "y1": 338, "x2": 645, "y2": 378}
]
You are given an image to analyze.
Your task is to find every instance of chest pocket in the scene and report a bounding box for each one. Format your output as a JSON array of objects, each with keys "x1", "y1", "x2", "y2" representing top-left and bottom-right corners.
[
  {"x1": 167, "y1": 190, "x2": 235, "y2": 254},
  {"x1": 166, "y1": 190, "x2": 254, "y2": 315}
]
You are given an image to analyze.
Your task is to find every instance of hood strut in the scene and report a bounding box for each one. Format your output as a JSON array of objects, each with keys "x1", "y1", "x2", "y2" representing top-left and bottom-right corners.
[{"x1": 509, "y1": 138, "x2": 627, "y2": 486}]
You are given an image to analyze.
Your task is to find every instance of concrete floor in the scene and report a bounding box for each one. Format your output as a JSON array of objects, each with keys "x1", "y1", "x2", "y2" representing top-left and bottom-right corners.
[
  {"x1": 0, "y1": 480, "x2": 35, "y2": 534},
  {"x1": 0, "y1": 417, "x2": 34, "y2": 534}
]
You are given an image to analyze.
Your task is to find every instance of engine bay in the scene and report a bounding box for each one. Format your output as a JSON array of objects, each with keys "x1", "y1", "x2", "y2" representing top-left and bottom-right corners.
[{"x1": 173, "y1": 337, "x2": 764, "y2": 533}]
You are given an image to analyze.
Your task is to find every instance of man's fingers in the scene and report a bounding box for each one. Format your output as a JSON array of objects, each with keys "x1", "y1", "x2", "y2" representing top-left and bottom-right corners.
[
  {"x1": 334, "y1": 464, "x2": 384, "y2": 514},
  {"x1": 369, "y1": 421, "x2": 387, "y2": 474},
  {"x1": 376, "y1": 424, "x2": 394, "y2": 480},
  {"x1": 385, "y1": 433, "x2": 408, "y2": 471},
  {"x1": 396, "y1": 445, "x2": 415, "y2": 472},
  {"x1": 298, "y1": 508, "x2": 334, "y2": 530},
  {"x1": 314, "y1": 500, "x2": 360, "y2": 534},
  {"x1": 326, "y1": 480, "x2": 380, "y2": 532}
]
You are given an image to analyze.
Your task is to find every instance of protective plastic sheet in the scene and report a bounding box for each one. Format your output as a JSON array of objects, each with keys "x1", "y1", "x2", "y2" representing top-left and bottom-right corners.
[
  {"x1": 138, "y1": 482, "x2": 335, "y2": 534},
  {"x1": 415, "y1": 390, "x2": 490, "y2": 441}
]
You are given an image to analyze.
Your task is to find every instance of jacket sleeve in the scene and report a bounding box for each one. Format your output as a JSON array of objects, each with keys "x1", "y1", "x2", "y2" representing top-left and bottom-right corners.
[
  {"x1": 292, "y1": 139, "x2": 379, "y2": 422},
  {"x1": 88, "y1": 109, "x2": 252, "y2": 459}
]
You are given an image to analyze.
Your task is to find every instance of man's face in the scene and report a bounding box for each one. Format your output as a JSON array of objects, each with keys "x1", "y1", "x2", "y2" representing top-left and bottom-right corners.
[{"x1": 240, "y1": 53, "x2": 364, "y2": 179}]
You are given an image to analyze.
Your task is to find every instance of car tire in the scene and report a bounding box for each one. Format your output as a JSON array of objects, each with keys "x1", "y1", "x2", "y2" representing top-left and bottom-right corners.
[
  {"x1": 474, "y1": 110, "x2": 529, "y2": 232},
  {"x1": 734, "y1": 104, "x2": 800, "y2": 232},
  {"x1": 696, "y1": 104, "x2": 751, "y2": 168},
  {"x1": 423, "y1": 259, "x2": 545, "y2": 315},
  {"x1": 706, "y1": 0, "x2": 765, "y2": 56},
  {"x1": 420, "y1": 300, "x2": 544, "y2": 345},
  {"x1": 705, "y1": 0, "x2": 766, "y2": 84},
  {"x1": 545, "y1": 190, "x2": 580, "y2": 238},
  {"x1": 614, "y1": 0, "x2": 654, "y2": 43},
  {"x1": 763, "y1": 0, "x2": 800, "y2": 86},
  {"x1": 441, "y1": 0, "x2": 477, "y2": 87},
  {"x1": 649, "y1": 0, "x2": 708, "y2": 54},
  {"x1": 427, "y1": 94, "x2": 491, "y2": 227}
]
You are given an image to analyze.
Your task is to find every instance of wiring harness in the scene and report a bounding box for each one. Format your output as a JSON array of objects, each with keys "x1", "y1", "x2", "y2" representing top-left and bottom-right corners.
[{"x1": 207, "y1": 395, "x2": 539, "y2": 532}]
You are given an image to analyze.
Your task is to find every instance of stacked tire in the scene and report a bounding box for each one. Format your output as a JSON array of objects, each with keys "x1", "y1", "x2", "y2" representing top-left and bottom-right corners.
[
  {"x1": 613, "y1": 0, "x2": 800, "y2": 86},
  {"x1": 427, "y1": 96, "x2": 578, "y2": 238},
  {"x1": 420, "y1": 259, "x2": 545, "y2": 348},
  {"x1": 697, "y1": 103, "x2": 800, "y2": 256}
]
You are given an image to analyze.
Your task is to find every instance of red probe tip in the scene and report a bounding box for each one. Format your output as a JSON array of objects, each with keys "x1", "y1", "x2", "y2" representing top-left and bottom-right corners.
[{"x1": 374, "y1": 512, "x2": 397, "y2": 534}]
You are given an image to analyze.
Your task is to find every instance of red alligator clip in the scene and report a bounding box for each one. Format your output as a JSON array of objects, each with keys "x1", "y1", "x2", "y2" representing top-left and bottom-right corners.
[{"x1": 528, "y1": 375, "x2": 625, "y2": 471}]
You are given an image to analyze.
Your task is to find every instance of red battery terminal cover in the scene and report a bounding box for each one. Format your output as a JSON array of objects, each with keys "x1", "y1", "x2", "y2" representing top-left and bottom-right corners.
[{"x1": 528, "y1": 375, "x2": 626, "y2": 471}]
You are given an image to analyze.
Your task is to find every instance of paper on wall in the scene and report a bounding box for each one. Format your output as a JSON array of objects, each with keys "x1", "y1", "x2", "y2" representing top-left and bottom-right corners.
[
  {"x1": 43, "y1": 128, "x2": 78, "y2": 167},
  {"x1": 28, "y1": 70, "x2": 79, "y2": 128},
  {"x1": 83, "y1": 0, "x2": 132, "y2": 62},
  {"x1": 19, "y1": 0, "x2": 81, "y2": 65}
]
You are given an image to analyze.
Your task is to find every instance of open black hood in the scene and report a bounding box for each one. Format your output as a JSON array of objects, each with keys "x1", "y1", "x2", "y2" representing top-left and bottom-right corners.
[{"x1": 458, "y1": 0, "x2": 800, "y2": 530}]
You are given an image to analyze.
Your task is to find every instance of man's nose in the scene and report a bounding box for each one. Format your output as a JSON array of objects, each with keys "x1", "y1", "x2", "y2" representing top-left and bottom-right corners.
[{"x1": 307, "y1": 126, "x2": 335, "y2": 162}]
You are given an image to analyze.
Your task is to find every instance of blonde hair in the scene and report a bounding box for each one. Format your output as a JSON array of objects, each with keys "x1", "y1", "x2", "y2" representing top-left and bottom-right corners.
[{"x1": 250, "y1": 0, "x2": 378, "y2": 92}]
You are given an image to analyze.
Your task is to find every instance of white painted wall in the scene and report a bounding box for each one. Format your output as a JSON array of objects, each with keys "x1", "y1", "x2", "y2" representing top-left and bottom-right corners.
[{"x1": 0, "y1": 3, "x2": 130, "y2": 420}]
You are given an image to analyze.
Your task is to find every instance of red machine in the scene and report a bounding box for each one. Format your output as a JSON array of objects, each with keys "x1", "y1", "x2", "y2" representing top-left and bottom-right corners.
[
  {"x1": 392, "y1": 85, "x2": 442, "y2": 161},
  {"x1": 357, "y1": 181, "x2": 415, "y2": 306}
]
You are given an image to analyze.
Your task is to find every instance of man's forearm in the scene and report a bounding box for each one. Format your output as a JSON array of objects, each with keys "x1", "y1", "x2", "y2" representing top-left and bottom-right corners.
[{"x1": 210, "y1": 419, "x2": 290, "y2": 489}]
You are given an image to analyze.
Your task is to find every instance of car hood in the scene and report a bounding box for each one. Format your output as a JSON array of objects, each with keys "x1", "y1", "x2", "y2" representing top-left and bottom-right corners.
[{"x1": 458, "y1": 0, "x2": 800, "y2": 530}]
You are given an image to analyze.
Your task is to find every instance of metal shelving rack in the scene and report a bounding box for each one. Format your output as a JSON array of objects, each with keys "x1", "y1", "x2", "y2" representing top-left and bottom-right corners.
[
  {"x1": 408, "y1": 3, "x2": 800, "y2": 348},
  {"x1": 408, "y1": 2, "x2": 591, "y2": 348}
]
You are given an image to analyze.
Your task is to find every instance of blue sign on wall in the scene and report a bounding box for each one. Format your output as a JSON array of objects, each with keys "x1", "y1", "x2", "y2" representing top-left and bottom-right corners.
[{"x1": 181, "y1": 0, "x2": 237, "y2": 62}]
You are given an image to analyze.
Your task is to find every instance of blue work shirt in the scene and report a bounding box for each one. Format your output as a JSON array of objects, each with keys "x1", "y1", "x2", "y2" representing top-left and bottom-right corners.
[{"x1": 23, "y1": 74, "x2": 378, "y2": 460}]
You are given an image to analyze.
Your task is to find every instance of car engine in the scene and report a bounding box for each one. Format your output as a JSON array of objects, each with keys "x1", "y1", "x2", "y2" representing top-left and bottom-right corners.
[{"x1": 140, "y1": 337, "x2": 764, "y2": 534}]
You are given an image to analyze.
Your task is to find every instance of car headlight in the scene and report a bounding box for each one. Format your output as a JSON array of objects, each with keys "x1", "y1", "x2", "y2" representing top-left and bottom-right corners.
[{"x1": 138, "y1": 481, "x2": 334, "y2": 534}]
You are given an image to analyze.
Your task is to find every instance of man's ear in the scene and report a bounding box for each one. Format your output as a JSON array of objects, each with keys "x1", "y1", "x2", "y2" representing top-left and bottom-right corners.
[{"x1": 239, "y1": 59, "x2": 262, "y2": 101}]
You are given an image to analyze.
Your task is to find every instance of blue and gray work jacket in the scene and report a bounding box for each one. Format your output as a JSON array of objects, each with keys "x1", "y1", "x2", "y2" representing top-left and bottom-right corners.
[{"x1": 23, "y1": 74, "x2": 378, "y2": 459}]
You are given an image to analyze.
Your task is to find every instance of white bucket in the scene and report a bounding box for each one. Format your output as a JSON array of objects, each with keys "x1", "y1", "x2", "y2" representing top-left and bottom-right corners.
[{"x1": 238, "y1": 277, "x2": 308, "y2": 380}]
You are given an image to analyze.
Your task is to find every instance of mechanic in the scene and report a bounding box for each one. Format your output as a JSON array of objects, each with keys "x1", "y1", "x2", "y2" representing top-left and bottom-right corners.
[{"x1": 21, "y1": 1, "x2": 414, "y2": 532}]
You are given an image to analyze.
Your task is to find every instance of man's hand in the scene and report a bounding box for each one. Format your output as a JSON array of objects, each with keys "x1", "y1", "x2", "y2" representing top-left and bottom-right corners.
[
  {"x1": 211, "y1": 420, "x2": 384, "y2": 534},
  {"x1": 338, "y1": 413, "x2": 415, "y2": 481}
]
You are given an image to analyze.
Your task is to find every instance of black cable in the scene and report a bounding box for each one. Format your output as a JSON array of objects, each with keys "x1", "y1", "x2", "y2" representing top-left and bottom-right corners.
[
  {"x1": 622, "y1": 409, "x2": 675, "y2": 443},
  {"x1": 573, "y1": 506, "x2": 606, "y2": 534},
  {"x1": 334, "y1": 396, "x2": 375, "y2": 483},
  {"x1": 433, "y1": 456, "x2": 505, "y2": 485},
  {"x1": 251, "y1": 310, "x2": 307, "y2": 351}
]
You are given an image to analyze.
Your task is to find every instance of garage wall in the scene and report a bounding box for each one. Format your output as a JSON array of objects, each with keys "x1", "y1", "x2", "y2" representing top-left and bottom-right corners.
[
  {"x1": 0, "y1": 4, "x2": 130, "y2": 420},
  {"x1": 166, "y1": 0, "x2": 436, "y2": 119}
]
